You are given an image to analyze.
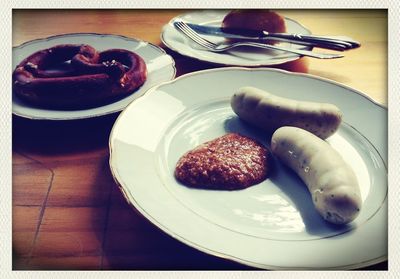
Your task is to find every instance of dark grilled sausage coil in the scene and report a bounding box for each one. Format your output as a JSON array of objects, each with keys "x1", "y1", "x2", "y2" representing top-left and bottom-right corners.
[{"x1": 13, "y1": 44, "x2": 147, "y2": 109}]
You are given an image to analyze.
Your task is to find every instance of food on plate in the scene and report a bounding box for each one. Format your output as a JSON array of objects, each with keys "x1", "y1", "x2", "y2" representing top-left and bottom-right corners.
[
  {"x1": 231, "y1": 86, "x2": 342, "y2": 139},
  {"x1": 222, "y1": 9, "x2": 286, "y2": 43},
  {"x1": 271, "y1": 126, "x2": 362, "y2": 225},
  {"x1": 12, "y1": 44, "x2": 147, "y2": 109},
  {"x1": 175, "y1": 133, "x2": 271, "y2": 190}
]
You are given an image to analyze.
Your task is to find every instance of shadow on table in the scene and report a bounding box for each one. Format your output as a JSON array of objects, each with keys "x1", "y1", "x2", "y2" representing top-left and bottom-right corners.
[{"x1": 12, "y1": 112, "x2": 118, "y2": 155}]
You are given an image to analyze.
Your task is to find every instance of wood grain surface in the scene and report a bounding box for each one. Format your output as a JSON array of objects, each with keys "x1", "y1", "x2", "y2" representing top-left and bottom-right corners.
[{"x1": 12, "y1": 9, "x2": 388, "y2": 270}]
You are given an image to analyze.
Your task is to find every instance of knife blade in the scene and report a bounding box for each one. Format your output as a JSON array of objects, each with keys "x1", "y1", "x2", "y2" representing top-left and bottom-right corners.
[{"x1": 185, "y1": 22, "x2": 360, "y2": 51}]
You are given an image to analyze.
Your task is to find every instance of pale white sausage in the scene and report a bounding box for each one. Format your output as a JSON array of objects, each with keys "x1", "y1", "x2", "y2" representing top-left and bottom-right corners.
[
  {"x1": 231, "y1": 86, "x2": 342, "y2": 139},
  {"x1": 271, "y1": 126, "x2": 362, "y2": 225}
]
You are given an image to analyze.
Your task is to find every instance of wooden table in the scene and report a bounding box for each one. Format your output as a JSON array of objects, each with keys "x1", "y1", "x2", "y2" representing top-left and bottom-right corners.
[{"x1": 12, "y1": 9, "x2": 388, "y2": 270}]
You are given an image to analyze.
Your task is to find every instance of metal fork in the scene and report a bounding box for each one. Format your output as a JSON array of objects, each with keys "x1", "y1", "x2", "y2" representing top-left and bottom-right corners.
[{"x1": 174, "y1": 21, "x2": 344, "y2": 59}]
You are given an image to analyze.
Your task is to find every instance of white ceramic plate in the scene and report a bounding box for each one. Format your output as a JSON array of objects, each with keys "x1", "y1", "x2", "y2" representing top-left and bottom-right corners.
[
  {"x1": 161, "y1": 10, "x2": 312, "y2": 66},
  {"x1": 109, "y1": 68, "x2": 387, "y2": 270},
  {"x1": 12, "y1": 33, "x2": 176, "y2": 120}
]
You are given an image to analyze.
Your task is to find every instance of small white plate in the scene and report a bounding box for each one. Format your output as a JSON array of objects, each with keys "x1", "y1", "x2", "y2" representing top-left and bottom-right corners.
[
  {"x1": 12, "y1": 33, "x2": 176, "y2": 120},
  {"x1": 109, "y1": 68, "x2": 387, "y2": 270},
  {"x1": 161, "y1": 10, "x2": 312, "y2": 66}
]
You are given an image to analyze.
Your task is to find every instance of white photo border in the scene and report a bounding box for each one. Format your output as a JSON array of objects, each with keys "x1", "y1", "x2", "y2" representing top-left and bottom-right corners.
[{"x1": 2, "y1": 1, "x2": 398, "y2": 278}]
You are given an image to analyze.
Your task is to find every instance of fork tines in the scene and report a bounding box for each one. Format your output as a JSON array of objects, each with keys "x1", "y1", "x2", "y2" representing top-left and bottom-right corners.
[{"x1": 173, "y1": 20, "x2": 216, "y2": 49}]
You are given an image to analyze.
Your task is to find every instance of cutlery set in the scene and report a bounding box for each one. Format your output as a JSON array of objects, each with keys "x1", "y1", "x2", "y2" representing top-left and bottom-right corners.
[{"x1": 173, "y1": 20, "x2": 360, "y2": 59}]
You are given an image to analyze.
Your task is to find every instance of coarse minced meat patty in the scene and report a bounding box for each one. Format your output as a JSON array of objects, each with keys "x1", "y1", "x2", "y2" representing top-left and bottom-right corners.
[{"x1": 174, "y1": 133, "x2": 271, "y2": 190}]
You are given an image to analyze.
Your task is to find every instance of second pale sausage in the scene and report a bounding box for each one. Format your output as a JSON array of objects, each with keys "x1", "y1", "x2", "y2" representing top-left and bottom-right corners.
[{"x1": 271, "y1": 126, "x2": 362, "y2": 224}]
